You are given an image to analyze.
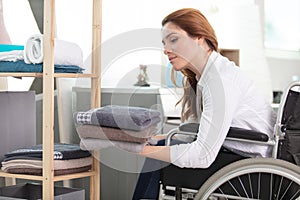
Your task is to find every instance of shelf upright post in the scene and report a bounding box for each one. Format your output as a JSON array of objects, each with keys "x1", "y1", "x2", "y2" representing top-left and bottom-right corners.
[
  {"x1": 90, "y1": 0, "x2": 102, "y2": 199},
  {"x1": 42, "y1": 0, "x2": 55, "y2": 199}
]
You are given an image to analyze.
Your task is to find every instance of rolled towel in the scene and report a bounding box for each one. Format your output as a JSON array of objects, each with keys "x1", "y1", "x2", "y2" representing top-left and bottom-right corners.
[
  {"x1": 24, "y1": 34, "x2": 83, "y2": 67},
  {"x1": 74, "y1": 105, "x2": 162, "y2": 131}
]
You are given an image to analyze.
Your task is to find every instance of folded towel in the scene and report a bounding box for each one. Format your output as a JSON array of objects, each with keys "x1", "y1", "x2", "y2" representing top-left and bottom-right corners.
[
  {"x1": 0, "y1": 60, "x2": 84, "y2": 73},
  {"x1": 74, "y1": 105, "x2": 162, "y2": 131},
  {"x1": 5, "y1": 165, "x2": 92, "y2": 176},
  {"x1": 24, "y1": 34, "x2": 83, "y2": 67},
  {"x1": 76, "y1": 125, "x2": 158, "y2": 142},
  {"x1": 1, "y1": 157, "x2": 92, "y2": 171},
  {"x1": 4, "y1": 143, "x2": 91, "y2": 160},
  {"x1": 0, "y1": 44, "x2": 24, "y2": 52},
  {"x1": 0, "y1": 50, "x2": 24, "y2": 62},
  {"x1": 80, "y1": 138, "x2": 146, "y2": 153}
]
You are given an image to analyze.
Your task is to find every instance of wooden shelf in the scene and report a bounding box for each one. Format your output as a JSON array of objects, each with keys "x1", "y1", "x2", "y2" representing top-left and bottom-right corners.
[
  {"x1": 0, "y1": 73, "x2": 97, "y2": 78},
  {"x1": 0, "y1": 0, "x2": 102, "y2": 199},
  {"x1": 0, "y1": 170, "x2": 43, "y2": 181},
  {"x1": 0, "y1": 170, "x2": 97, "y2": 182},
  {"x1": 53, "y1": 170, "x2": 97, "y2": 182}
]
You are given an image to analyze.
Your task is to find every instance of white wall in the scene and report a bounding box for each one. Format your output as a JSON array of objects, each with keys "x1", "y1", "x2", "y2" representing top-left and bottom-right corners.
[
  {"x1": 255, "y1": 0, "x2": 300, "y2": 92},
  {"x1": 2, "y1": 0, "x2": 39, "y2": 91},
  {"x1": 267, "y1": 56, "x2": 300, "y2": 91},
  {"x1": 2, "y1": 0, "x2": 300, "y2": 95}
]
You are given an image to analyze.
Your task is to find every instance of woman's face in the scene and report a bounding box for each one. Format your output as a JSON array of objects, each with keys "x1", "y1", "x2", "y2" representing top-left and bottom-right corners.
[{"x1": 162, "y1": 22, "x2": 200, "y2": 71}]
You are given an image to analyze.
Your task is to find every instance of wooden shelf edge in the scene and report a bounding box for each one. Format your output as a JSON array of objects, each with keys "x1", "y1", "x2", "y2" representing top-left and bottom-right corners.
[
  {"x1": 53, "y1": 170, "x2": 97, "y2": 181},
  {"x1": 0, "y1": 170, "x2": 97, "y2": 182},
  {"x1": 0, "y1": 73, "x2": 97, "y2": 78},
  {"x1": 0, "y1": 72, "x2": 43, "y2": 77},
  {"x1": 54, "y1": 73, "x2": 98, "y2": 78},
  {"x1": 0, "y1": 170, "x2": 43, "y2": 181}
]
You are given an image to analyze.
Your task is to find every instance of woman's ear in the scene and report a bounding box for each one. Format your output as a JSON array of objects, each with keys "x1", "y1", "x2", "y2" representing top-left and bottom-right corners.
[
  {"x1": 198, "y1": 37, "x2": 210, "y2": 51},
  {"x1": 197, "y1": 37, "x2": 205, "y2": 46}
]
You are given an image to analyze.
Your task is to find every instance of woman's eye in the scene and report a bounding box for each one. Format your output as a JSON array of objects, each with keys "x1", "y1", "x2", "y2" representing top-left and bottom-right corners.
[{"x1": 170, "y1": 37, "x2": 178, "y2": 43}]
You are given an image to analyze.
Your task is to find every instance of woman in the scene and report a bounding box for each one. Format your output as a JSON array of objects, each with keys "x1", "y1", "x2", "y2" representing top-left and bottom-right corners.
[{"x1": 133, "y1": 8, "x2": 276, "y2": 199}]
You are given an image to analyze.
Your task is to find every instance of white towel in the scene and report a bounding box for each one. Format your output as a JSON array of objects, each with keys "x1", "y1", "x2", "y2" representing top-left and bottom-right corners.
[
  {"x1": 24, "y1": 34, "x2": 83, "y2": 67},
  {"x1": 0, "y1": 50, "x2": 24, "y2": 62}
]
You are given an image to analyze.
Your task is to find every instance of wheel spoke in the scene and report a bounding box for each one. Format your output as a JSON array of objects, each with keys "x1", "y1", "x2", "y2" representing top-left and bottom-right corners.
[
  {"x1": 279, "y1": 181, "x2": 292, "y2": 200},
  {"x1": 217, "y1": 187, "x2": 228, "y2": 200},
  {"x1": 275, "y1": 176, "x2": 283, "y2": 200},
  {"x1": 229, "y1": 180, "x2": 242, "y2": 197},
  {"x1": 248, "y1": 174, "x2": 253, "y2": 198},
  {"x1": 270, "y1": 173, "x2": 273, "y2": 200},
  {"x1": 290, "y1": 189, "x2": 300, "y2": 200},
  {"x1": 210, "y1": 193, "x2": 260, "y2": 200},
  {"x1": 238, "y1": 176, "x2": 249, "y2": 198}
]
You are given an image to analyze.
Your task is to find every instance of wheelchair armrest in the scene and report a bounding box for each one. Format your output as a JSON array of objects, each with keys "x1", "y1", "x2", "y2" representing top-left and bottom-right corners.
[
  {"x1": 227, "y1": 127, "x2": 269, "y2": 142},
  {"x1": 165, "y1": 123, "x2": 199, "y2": 146},
  {"x1": 165, "y1": 123, "x2": 270, "y2": 146},
  {"x1": 178, "y1": 122, "x2": 199, "y2": 132}
]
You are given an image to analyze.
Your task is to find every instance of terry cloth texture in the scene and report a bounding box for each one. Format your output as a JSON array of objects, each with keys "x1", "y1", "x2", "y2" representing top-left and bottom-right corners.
[
  {"x1": 0, "y1": 50, "x2": 24, "y2": 62},
  {"x1": 4, "y1": 143, "x2": 91, "y2": 160},
  {"x1": 76, "y1": 124, "x2": 158, "y2": 142},
  {"x1": 80, "y1": 138, "x2": 147, "y2": 153},
  {"x1": 24, "y1": 34, "x2": 84, "y2": 67},
  {"x1": 74, "y1": 105, "x2": 161, "y2": 131},
  {"x1": 0, "y1": 60, "x2": 84, "y2": 73},
  {"x1": 1, "y1": 157, "x2": 92, "y2": 171},
  {"x1": 5, "y1": 165, "x2": 92, "y2": 176},
  {"x1": 0, "y1": 44, "x2": 24, "y2": 62}
]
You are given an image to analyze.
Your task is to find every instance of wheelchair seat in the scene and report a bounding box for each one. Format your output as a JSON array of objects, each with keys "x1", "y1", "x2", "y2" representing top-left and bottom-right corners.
[
  {"x1": 160, "y1": 127, "x2": 268, "y2": 199},
  {"x1": 161, "y1": 148, "x2": 245, "y2": 191}
]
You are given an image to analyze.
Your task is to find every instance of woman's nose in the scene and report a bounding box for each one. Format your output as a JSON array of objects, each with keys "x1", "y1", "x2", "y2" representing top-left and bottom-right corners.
[{"x1": 164, "y1": 48, "x2": 172, "y2": 55}]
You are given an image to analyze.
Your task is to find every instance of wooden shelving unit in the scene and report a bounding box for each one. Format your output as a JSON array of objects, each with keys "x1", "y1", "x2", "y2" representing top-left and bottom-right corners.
[
  {"x1": 0, "y1": 73, "x2": 97, "y2": 78},
  {"x1": 0, "y1": 0, "x2": 102, "y2": 199}
]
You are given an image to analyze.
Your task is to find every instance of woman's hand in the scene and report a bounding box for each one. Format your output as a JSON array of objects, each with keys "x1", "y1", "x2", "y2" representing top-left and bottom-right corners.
[{"x1": 152, "y1": 134, "x2": 167, "y2": 141}]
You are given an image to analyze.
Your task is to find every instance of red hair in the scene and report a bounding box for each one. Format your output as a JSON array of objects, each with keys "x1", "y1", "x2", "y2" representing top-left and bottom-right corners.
[{"x1": 162, "y1": 8, "x2": 218, "y2": 121}]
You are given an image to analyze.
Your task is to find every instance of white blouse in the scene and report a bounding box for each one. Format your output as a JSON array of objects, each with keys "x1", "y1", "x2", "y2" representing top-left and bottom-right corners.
[{"x1": 170, "y1": 51, "x2": 276, "y2": 168}]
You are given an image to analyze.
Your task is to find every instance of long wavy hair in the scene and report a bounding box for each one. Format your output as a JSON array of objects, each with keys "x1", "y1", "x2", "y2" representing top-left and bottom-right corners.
[{"x1": 162, "y1": 8, "x2": 218, "y2": 122}]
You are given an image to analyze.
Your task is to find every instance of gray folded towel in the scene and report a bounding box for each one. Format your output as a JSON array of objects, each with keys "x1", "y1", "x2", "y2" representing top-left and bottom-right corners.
[
  {"x1": 76, "y1": 125, "x2": 158, "y2": 142},
  {"x1": 74, "y1": 105, "x2": 161, "y2": 131},
  {"x1": 80, "y1": 138, "x2": 146, "y2": 153}
]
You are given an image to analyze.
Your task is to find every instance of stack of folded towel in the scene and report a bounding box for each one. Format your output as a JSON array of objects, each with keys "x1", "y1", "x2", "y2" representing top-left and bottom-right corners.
[
  {"x1": 1, "y1": 143, "x2": 92, "y2": 176},
  {"x1": 73, "y1": 105, "x2": 162, "y2": 153},
  {"x1": 0, "y1": 34, "x2": 84, "y2": 73}
]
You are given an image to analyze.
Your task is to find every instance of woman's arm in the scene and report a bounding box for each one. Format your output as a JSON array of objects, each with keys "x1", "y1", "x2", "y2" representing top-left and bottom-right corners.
[{"x1": 140, "y1": 145, "x2": 171, "y2": 163}]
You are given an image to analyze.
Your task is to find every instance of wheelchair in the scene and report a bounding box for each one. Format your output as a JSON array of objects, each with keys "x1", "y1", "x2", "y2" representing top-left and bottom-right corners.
[{"x1": 159, "y1": 81, "x2": 300, "y2": 200}]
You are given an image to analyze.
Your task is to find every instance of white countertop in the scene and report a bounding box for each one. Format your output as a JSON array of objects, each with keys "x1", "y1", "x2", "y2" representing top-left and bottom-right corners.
[{"x1": 72, "y1": 86, "x2": 161, "y2": 94}]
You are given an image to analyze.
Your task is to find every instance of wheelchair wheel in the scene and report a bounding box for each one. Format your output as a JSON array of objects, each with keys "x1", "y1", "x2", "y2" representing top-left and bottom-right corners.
[{"x1": 195, "y1": 158, "x2": 300, "y2": 200}]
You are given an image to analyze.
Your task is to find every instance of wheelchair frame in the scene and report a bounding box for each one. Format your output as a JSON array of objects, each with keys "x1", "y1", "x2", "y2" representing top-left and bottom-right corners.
[{"x1": 159, "y1": 81, "x2": 300, "y2": 200}]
